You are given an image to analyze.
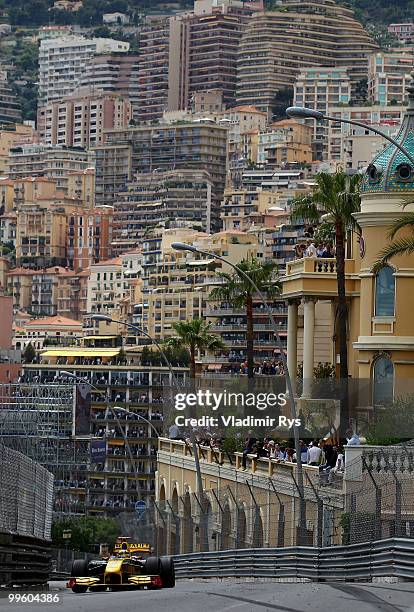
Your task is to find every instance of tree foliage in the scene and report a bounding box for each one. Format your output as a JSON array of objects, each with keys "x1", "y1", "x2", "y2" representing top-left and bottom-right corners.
[{"x1": 52, "y1": 516, "x2": 120, "y2": 552}]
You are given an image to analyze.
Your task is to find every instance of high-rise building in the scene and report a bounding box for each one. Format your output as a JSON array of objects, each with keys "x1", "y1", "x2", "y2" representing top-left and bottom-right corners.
[
  {"x1": 294, "y1": 67, "x2": 352, "y2": 160},
  {"x1": 236, "y1": 0, "x2": 377, "y2": 116},
  {"x1": 136, "y1": 1, "x2": 262, "y2": 123},
  {"x1": 387, "y1": 22, "x2": 414, "y2": 43},
  {"x1": 112, "y1": 170, "x2": 213, "y2": 254},
  {"x1": 37, "y1": 35, "x2": 130, "y2": 134},
  {"x1": 96, "y1": 122, "x2": 228, "y2": 230},
  {"x1": 136, "y1": 15, "x2": 188, "y2": 123},
  {"x1": 0, "y1": 72, "x2": 21, "y2": 127},
  {"x1": 44, "y1": 87, "x2": 131, "y2": 148},
  {"x1": 78, "y1": 54, "x2": 140, "y2": 120},
  {"x1": 368, "y1": 50, "x2": 412, "y2": 106},
  {"x1": 8, "y1": 145, "x2": 92, "y2": 194},
  {"x1": 67, "y1": 206, "x2": 114, "y2": 272},
  {"x1": 257, "y1": 118, "x2": 313, "y2": 166}
]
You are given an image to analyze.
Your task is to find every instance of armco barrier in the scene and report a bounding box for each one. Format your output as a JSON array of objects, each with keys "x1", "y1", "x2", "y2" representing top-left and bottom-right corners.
[
  {"x1": 0, "y1": 531, "x2": 51, "y2": 587},
  {"x1": 173, "y1": 538, "x2": 414, "y2": 581}
]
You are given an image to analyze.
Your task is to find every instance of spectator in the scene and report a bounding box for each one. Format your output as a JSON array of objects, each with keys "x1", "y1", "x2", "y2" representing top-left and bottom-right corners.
[
  {"x1": 329, "y1": 447, "x2": 344, "y2": 483},
  {"x1": 307, "y1": 441, "x2": 322, "y2": 466},
  {"x1": 316, "y1": 243, "x2": 325, "y2": 258},
  {"x1": 168, "y1": 423, "x2": 181, "y2": 439},
  {"x1": 319, "y1": 443, "x2": 338, "y2": 480},
  {"x1": 305, "y1": 239, "x2": 317, "y2": 257},
  {"x1": 346, "y1": 429, "x2": 360, "y2": 446},
  {"x1": 242, "y1": 431, "x2": 257, "y2": 469},
  {"x1": 322, "y1": 242, "x2": 334, "y2": 258}
]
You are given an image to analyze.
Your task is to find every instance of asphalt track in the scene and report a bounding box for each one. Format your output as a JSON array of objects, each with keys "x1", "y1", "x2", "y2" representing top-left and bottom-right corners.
[{"x1": 1, "y1": 580, "x2": 414, "y2": 612}]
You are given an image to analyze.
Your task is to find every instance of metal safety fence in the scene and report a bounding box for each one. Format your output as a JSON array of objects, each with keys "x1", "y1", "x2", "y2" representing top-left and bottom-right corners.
[
  {"x1": 0, "y1": 444, "x2": 54, "y2": 540},
  {"x1": 172, "y1": 538, "x2": 414, "y2": 581}
]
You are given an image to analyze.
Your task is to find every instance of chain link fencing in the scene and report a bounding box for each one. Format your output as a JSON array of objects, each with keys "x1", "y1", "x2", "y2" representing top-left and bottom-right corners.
[{"x1": 0, "y1": 443, "x2": 54, "y2": 540}]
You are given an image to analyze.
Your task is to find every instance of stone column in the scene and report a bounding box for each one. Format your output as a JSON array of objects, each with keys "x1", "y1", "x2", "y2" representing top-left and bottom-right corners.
[
  {"x1": 302, "y1": 298, "x2": 316, "y2": 397},
  {"x1": 287, "y1": 299, "x2": 299, "y2": 394}
]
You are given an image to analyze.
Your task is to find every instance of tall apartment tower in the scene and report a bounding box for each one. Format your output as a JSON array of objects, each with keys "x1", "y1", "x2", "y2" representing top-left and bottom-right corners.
[
  {"x1": 136, "y1": 1, "x2": 263, "y2": 123},
  {"x1": 368, "y1": 50, "x2": 412, "y2": 106},
  {"x1": 294, "y1": 67, "x2": 352, "y2": 161},
  {"x1": 79, "y1": 53, "x2": 140, "y2": 120},
  {"x1": 236, "y1": 0, "x2": 377, "y2": 116},
  {"x1": 37, "y1": 36, "x2": 130, "y2": 135},
  {"x1": 95, "y1": 122, "x2": 227, "y2": 230}
]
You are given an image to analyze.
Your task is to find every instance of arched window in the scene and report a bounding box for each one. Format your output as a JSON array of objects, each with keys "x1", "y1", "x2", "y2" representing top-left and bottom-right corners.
[
  {"x1": 373, "y1": 356, "x2": 394, "y2": 407},
  {"x1": 375, "y1": 266, "x2": 395, "y2": 316}
]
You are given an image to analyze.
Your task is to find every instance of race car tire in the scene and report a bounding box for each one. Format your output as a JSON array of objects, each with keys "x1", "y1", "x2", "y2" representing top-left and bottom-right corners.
[
  {"x1": 71, "y1": 559, "x2": 89, "y2": 577},
  {"x1": 160, "y1": 556, "x2": 175, "y2": 588},
  {"x1": 145, "y1": 556, "x2": 161, "y2": 576},
  {"x1": 72, "y1": 585, "x2": 88, "y2": 594}
]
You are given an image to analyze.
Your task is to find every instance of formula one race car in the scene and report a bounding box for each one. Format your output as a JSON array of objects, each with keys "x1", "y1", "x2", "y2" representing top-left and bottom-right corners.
[{"x1": 67, "y1": 538, "x2": 175, "y2": 593}]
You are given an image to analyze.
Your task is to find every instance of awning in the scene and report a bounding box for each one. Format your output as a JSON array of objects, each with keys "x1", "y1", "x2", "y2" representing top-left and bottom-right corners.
[
  {"x1": 41, "y1": 348, "x2": 120, "y2": 358},
  {"x1": 187, "y1": 259, "x2": 216, "y2": 266},
  {"x1": 207, "y1": 364, "x2": 222, "y2": 370},
  {"x1": 81, "y1": 335, "x2": 118, "y2": 340}
]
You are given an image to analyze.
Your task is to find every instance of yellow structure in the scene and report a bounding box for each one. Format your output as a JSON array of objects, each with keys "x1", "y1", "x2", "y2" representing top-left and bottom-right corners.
[
  {"x1": 282, "y1": 73, "x2": 414, "y2": 411},
  {"x1": 156, "y1": 438, "x2": 344, "y2": 553},
  {"x1": 0, "y1": 124, "x2": 37, "y2": 176}
]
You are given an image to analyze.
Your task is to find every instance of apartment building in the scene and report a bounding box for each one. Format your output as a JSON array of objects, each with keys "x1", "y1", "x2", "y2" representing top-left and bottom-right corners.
[
  {"x1": 38, "y1": 36, "x2": 130, "y2": 107},
  {"x1": 16, "y1": 204, "x2": 68, "y2": 269},
  {"x1": 368, "y1": 50, "x2": 412, "y2": 106},
  {"x1": 387, "y1": 22, "x2": 414, "y2": 43},
  {"x1": 67, "y1": 168, "x2": 95, "y2": 208},
  {"x1": 44, "y1": 87, "x2": 131, "y2": 148},
  {"x1": 140, "y1": 227, "x2": 258, "y2": 342},
  {"x1": 98, "y1": 122, "x2": 227, "y2": 229},
  {"x1": 327, "y1": 105, "x2": 406, "y2": 163},
  {"x1": 257, "y1": 119, "x2": 313, "y2": 166},
  {"x1": 0, "y1": 73, "x2": 21, "y2": 126},
  {"x1": 0, "y1": 124, "x2": 37, "y2": 176},
  {"x1": 341, "y1": 123, "x2": 400, "y2": 171},
  {"x1": 87, "y1": 257, "x2": 123, "y2": 315},
  {"x1": 236, "y1": 0, "x2": 377, "y2": 116},
  {"x1": 92, "y1": 143, "x2": 132, "y2": 208},
  {"x1": 136, "y1": 1, "x2": 262, "y2": 123},
  {"x1": 67, "y1": 206, "x2": 113, "y2": 272},
  {"x1": 136, "y1": 15, "x2": 187, "y2": 123},
  {"x1": 78, "y1": 54, "x2": 140, "y2": 120},
  {"x1": 13, "y1": 315, "x2": 83, "y2": 351},
  {"x1": 294, "y1": 68, "x2": 351, "y2": 161},
  {"x1": 112, "y1": 170, "x2": 213, "y2": 254},
  {"x1": 8, "y1": 145, "x2": 91, "y2": 194},
  {"x1": 37, "y1": 35, "x2": 129, "y2": 135}
]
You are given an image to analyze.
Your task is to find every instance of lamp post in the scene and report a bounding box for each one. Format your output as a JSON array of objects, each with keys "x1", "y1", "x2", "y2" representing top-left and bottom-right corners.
[
  {"x1": 285, "y1": 106, "x2": 414, "y2": 166},
  {"x1": 59, "y1": 370, "x2": 142, "y2": 507},
  {"x1": 89, "y1": 315, "x2": 205, "y2": 501},
  {"x1": 112, "y1": 405, "x2": 160, "y2": 439},
  {"x1": 171, "y1": 242, "x2": 307, "y2": 544}
]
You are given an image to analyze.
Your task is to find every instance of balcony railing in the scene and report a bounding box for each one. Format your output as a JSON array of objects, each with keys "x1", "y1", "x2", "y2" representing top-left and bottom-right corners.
[{"x1": 285, "y1": 257, "x2": 355, "y2": 277}]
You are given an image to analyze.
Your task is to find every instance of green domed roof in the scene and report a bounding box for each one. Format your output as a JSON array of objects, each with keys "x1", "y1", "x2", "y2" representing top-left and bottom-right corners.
[{"x1": 361, "y1": 71, "x2": 414, "y2": 194}]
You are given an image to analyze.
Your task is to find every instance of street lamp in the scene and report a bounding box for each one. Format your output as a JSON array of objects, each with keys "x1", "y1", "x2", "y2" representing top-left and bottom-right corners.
[
  {"x1": 90, "y1": 315, "x2": 205, "y2": 500},
  {"x1": 59, "y1": 370, "x2": 142, "y2": 505},
  {"x1": 112, "y1": 405, "x2": 160, "y2": 439},
  {"x1": 171, "y1": 242, "x2": 307, "y2": 543},
  {"x1": 285, "y1": 106, "x2": 414, "y2": 166}
]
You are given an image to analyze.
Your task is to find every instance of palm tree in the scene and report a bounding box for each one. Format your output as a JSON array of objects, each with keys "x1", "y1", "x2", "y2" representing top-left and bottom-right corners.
[
  {"x1": 291, "y1": 171, "x2": 361, "y2": 432},
  {"x1": 210, "y1": 258, "x2": 280, "y2": 379},
  {"x1": 165, "y1": 319, "x2": 225, "y2": 380},
  {"x1": 375, "y1": 203, "x2": 414, "y2": 266}
]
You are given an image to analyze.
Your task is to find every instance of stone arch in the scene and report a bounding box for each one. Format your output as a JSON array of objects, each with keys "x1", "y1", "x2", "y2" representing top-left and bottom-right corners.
[
  {"x1": 221, "y1": 500, "x2": 232, "y2": 550},
  {"x1": 237, "y1": 503, "x2": 247, "y2": 549},
  {"x1": 199, "y1": 493, "x2": 213, "y2": 552},
  {"x1": 182, "y1": 491, "x2": 193, "y2": 553},
  {"x1": 252, "y1": 507, "x2": 264, "y2": 548},
  {"x1": 171, "y1": 487, "x2": 179, "y2": 514},
  {"x1": 159, "y1": 482, "x2": 166, "y2": 510}
]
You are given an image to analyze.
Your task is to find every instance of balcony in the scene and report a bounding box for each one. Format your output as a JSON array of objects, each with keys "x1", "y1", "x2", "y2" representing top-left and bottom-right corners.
[{"x1": 282, "y1": 257, "x2": 358, "y2": 299}]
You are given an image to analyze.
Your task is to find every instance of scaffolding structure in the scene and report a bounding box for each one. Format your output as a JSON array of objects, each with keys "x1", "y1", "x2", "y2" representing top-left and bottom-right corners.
[{"x1": 0, "y1": 383, "x2": 89, "y2": 514}]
